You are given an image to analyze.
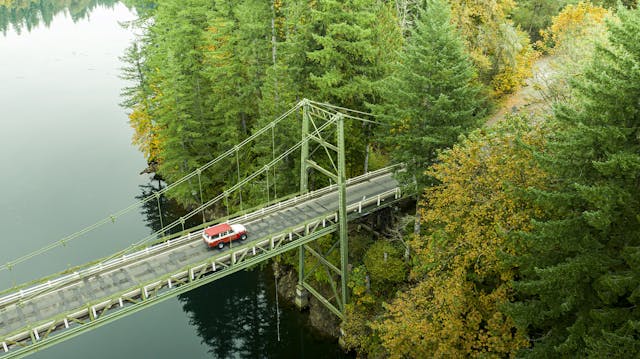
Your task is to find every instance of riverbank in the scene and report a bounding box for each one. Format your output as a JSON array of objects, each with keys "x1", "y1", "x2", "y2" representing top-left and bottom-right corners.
[{"x1": 273, "y1": 262, "x2": 343, "y2": 338}]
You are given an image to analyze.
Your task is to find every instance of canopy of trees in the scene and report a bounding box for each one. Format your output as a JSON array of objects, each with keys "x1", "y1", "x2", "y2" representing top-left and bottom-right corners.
[{"x1": 117, "y1": 0, "x2": 640, "y2": 357}]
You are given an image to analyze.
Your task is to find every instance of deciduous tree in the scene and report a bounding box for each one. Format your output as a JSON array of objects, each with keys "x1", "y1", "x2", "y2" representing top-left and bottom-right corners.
[
  {"x1": 450, "y1": 0, "x2": 537, "y2": 95},
  {"x1": 374, "y1": 117, "x2": 548, "y2": 358}
]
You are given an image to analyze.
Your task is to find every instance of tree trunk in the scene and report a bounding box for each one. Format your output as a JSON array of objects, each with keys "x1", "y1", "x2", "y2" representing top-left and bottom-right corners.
[
  {"x1": 270, "y1": 0, "x2": 279, "y2": 104},
  {"x1": 364, "y1": 142, "x2": 370, "y2": 173},
  {"x1": 413, "y1": 200, "x2": 421, "y2": 235}
]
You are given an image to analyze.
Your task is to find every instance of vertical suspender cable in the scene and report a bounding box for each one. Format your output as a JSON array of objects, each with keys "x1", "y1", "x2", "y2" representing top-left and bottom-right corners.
[
  {"x1": 272, "y1": 125, "x2": 277, "y2": 199},
  {"x1": 266, "y1": 167, "x2": 270, "y2": 203},
  {"x1": 156, "y1": 192, "x2": 164, "y2": 237},
  {"x1": 275, "y1": 269, "x2": 281, "y2": 342},
  {"x1": 197, "y1": 170, "x2": 205, "y2": 223},
  {"x1": 236, "y1": 148, "x2": 243, "y2": 211},
  {"x1": 225, "y1": 194, "x2": 230, "y2": 217}
]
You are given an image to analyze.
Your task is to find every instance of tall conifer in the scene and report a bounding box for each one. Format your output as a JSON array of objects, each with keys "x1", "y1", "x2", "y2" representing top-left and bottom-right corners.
[
  {"x1": 509, "y1": 7, "x2": 640, "y2": 357},
  {"x1": 374, "y1": 0, "x2": 484, "y2": 192},
  {"x1": 306, "y1": 0, "x2": 389, "y2": 175}
]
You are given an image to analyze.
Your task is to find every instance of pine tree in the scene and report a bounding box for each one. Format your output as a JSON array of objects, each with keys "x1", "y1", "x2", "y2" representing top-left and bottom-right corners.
[
  {"x1": 147, "y1": 0, "x2": 224, "y2": 205},
  {"x1": 250, "y1": 0, "x2": 307, "y2": 201},
  {"x1": 374, "y1": 0, "x2": 485, "y2": 193},
  {"x1": 305, "y1": 0, "x2": 392, "y2": 176},
  {"x1": 509, "y1": 7, "x2": 640, "y2": 357}
]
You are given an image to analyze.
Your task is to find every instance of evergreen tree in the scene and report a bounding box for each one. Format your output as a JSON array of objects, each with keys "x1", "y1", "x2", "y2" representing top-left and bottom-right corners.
[
  {"x1": 147, "y1": 0, "x2": 224, "y2": 205},
  {"x1": 205, "y1": 0, "x2": 271, "y2": 139},
  {"x1": 509, "y1": 7, "x2": 640, "y2": 357},
  {"x1": 250, "y1": 1, "x2": 315, "y2": 201},
  {"x1": 201, "y1": 0, "x2": 273, "y2": 211},
  {"x1": 305, "y1": 0, "x2": 392, "y2": 176},
  {"x1": 374, "y1": 0, "x2": 485, "y2": 193}
]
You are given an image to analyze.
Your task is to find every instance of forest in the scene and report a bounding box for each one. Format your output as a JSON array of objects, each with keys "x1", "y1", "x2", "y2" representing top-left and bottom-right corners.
[{"x1": 117, "y1": 0, "x2": 640, "y2": 357}]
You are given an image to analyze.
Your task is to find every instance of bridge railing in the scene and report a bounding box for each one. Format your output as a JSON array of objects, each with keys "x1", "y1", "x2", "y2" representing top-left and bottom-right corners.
[
  {"x1": 232, "y1": 165, "x2": 397, "y2": 224},
  {"x1": 0, "y1": 166, "x2": 398, "y2": 308},
  {"x1": 1, "y1": 184, "x2": 403, "y2": 353}
]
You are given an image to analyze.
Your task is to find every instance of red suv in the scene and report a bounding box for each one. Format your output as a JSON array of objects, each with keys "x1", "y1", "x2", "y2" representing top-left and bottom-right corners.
[{"x1": 202, "y1": 223, "x2": 247, "y2": 249}]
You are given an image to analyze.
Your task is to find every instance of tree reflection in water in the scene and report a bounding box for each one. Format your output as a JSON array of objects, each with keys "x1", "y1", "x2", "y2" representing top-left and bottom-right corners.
[
  {"x1": 178, "y1": 269, "x2": 352, "y2": 359},
  {"x1": 0, "y1": 0, "x2": 123, "y2": 34},
  {"x1": 137, "y1": 176, "x2": 351, "y2": 358}
]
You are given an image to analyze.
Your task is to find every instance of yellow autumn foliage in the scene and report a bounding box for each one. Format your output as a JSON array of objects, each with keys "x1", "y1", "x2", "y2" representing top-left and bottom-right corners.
[
  {"x1": 538, "y1": 2, "x2": 610, "y2": 53},
  {"x1": 129, "y1": 102, "x2": 162, "y2": 164},
  {"x1": 374, "y1": 117, "x2": 548, "y2": 358},
  {"x1": 449, "y1": 0, "x2": 536, "y2": 96}
]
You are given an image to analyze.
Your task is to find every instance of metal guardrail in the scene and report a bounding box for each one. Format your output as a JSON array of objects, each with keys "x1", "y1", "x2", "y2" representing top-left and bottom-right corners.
[
  {"x1": 0, "y1": 167, "x2": 396, "y2": 308},
  {"x1": 1, "y1": 184, "x2": 402, "y2": 356}
]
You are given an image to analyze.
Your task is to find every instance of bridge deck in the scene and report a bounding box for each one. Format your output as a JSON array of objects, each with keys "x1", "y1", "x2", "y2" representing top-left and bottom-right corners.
[{"x1": 0, "y1": 171, "x2": 398, "y2": 343}]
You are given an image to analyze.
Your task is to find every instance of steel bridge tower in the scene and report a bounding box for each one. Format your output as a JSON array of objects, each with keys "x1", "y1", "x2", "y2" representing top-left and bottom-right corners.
[{"x1": 295, "y1": 99, "x2": 349, "y2": 318}]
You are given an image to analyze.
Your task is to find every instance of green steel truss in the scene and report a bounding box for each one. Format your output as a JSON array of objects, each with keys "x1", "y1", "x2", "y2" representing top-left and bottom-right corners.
[
  {"x1": 0, "y1": 100, "x2": 401, "y2": 358},
  {"x1": 0, "y1": 182, "x2": 402, "y2": 358},
  {"x1": 298, "y1": 100, "x2": 350, "y2": 318}
]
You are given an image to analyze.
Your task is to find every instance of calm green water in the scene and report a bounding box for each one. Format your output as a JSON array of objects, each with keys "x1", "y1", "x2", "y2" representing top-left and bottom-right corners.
[{"x1": 0, "y1": 2, "x2": 348, "y2": 358}]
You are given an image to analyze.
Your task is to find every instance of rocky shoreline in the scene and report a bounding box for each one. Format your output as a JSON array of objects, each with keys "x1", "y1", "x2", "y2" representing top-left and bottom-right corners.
[{"x1": 273, "y1": 262, "x2": 342, "y2": 338}]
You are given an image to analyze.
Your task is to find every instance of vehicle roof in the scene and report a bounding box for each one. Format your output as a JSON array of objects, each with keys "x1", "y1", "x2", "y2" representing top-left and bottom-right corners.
[{"x1": 204, "y1": 223, "x2": 232, "y2": 236}]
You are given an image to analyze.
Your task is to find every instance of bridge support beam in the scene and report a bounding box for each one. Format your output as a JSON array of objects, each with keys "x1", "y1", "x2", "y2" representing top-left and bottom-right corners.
[
  {"x1": 337, "y1": 114, "x2": 349, "y2": 307},
  {"x1": 300, "y1": 99, "x2": 310, "y2": 195}
]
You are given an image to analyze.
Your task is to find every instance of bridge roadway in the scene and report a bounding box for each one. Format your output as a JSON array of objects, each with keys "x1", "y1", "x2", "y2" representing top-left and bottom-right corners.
[{"x1": 0, "y1": 168, "x2": 400, "y2": 355}]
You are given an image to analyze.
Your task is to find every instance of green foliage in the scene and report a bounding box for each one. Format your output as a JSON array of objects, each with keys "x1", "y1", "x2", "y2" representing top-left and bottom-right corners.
[
  {"x1": 363, "y1": 241, "x2": 407, "y2": 295},
  {"x1": 592, "y1": 0, "x2": 638, "y2": 9},
  {"x1": 252, "y1": 1, "x2": 308, "y2": 201},
  {"x1": 373, "y1": 0, "x2": 486, "y2": 191},
  {"x1": 508, "y1": 6, "x2": 640, "y2": 357},
  {"x1": 511, "y1": 0, "x2": 577, "y2": 43},
  {"x1": 146, "y1": 0, "x2": 231, "y2": 206},
  {"x1": 305, "y1": 0, "x2": 399, "y2": 176},
  {"x1": 343, "y1": 236, "x2": 404, "y2": 358},
  {"x1": 372, "y1": 116, "x2": 547, "y2": 358}
]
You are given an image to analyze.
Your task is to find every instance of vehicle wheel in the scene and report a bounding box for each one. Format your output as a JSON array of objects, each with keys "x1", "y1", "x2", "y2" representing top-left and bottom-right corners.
[
  {"x1": 218, "y1": 242, "x2": 224, "y2": 249},
  {"x1": 240, "y1": 234, "x2": 247, "y2": 241}
]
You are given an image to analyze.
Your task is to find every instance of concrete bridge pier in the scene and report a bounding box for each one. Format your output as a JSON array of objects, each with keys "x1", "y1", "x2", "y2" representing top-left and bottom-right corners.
[{"x1": 294, "y1": 284, "x2": 309, "y2": 310}]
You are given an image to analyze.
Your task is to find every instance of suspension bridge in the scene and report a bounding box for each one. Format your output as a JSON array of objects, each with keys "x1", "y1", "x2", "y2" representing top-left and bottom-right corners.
[{"x1": 0, "y1": 100, "x2": 406, "y2": 358}]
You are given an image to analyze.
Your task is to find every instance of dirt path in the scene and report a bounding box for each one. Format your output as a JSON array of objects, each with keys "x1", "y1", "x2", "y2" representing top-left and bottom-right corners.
[{"x1": 486, "y1": 56, "x2": 555, "y2": 126}]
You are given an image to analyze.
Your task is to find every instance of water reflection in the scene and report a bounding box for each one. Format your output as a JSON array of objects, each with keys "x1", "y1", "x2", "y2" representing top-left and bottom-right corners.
[
  {"x1": 180, "y1": 270, "x2": 277, "y2": 358},
  {"x1": 136, "y1": 176, "x2": 351, "y2": 358},
  {"x1": 178, "y1": 269, "x2": 352, "y2": 359},
  {"x1": 0, "y1": 0, "x2": 119, "y2": 34},
  {"x1": 136, "y1": 174, "x2": 204, "y2": 237}
]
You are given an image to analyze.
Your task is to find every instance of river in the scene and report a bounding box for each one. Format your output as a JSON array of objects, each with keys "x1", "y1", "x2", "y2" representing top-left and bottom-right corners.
[{"x1": 0, "y1": 2, "x2": 348, "y2": 358}]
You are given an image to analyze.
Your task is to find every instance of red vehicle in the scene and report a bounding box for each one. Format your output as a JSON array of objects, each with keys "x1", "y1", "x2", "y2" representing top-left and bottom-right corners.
[{"x1": 202, "y1": 223, "x2": 247, "y2": 249}]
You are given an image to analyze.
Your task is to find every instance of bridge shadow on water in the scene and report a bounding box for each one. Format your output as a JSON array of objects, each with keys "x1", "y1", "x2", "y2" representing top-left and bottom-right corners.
[{"x1": 137, "y1": 175, "x2": 353, "y2": 358}]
